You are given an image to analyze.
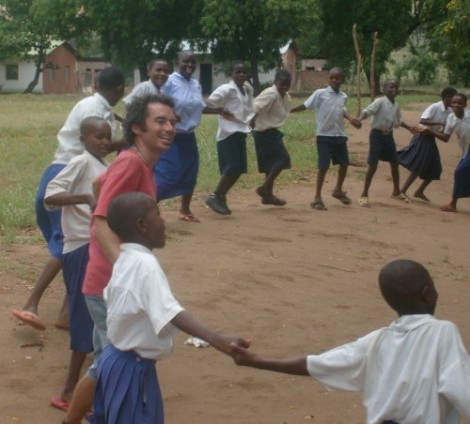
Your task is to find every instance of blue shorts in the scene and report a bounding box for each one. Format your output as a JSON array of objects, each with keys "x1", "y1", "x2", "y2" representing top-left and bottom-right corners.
[
  {"x1": 252, "y1": 129, "x2": 291, "y2": 174},
  {"x1": 94, "y1": 346, "x2": 163, "y2": 424},
  {"x1": 85, "y1": 295, "x2": 108, "y2": 380},
  {"x1": 35, "y1": 163, "x2": 65, "y2": 259},
  {"x1": 368, "y1": 129, "x2": 398, "y2": 166},
  {"x1": 155, "y1": 132, "x2": 199, "y2": 199},
  {"x1": 62, "y1": 244, "x2": 93, "y2": 353},
  {"x1": 217, "y1": 132, "x2": 248, "y2": 176},
  {"x1": 316, "y1": 136, "x2": 349, "y2": 170}
]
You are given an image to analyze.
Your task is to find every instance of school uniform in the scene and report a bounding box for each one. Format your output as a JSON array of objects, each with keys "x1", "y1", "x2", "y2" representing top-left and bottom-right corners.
[
  {"x1": 45, "y1": 150, "x2": 108, "y2": 353},
  {"x1": 252, "y1": 85, "x2": 291, "y2": 173},
  {"x1": 36, "y1": 93, "x2": 117, "y2": 259},
  {"x1": 123, "y1": 80, "x2": 164, "y2": 110},
  {"x1": 207, "y1": 80, "x2": 254, "y2": 175},
  {"x1": 398, "y1": 101, "x2": 451, "y2": 180},
  {"x1": 156, "y1": 72, "x2": 206, "y2": 199},
  {"x1": 307, "y1": 314, "x2": 470, "y2": 424},
  {"x1": 94, "y1": 243, "x2": 184, "y2": 424},
  {"x1": 82, "y1": 148, "x2": 156, "y2": 380},
  {"x1": 304, "y1": 86, "x2": 350, "y2": 170},
  {"x1": 444, "y1": 110, "x2": 470, "y2": 199}
]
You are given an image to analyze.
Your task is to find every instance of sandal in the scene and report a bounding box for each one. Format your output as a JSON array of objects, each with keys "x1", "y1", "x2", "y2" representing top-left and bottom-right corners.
[
  {"x1": 262, "y1": 196, "x2": 286, "y2": 206},
  {"x1": 179, "y1": 214, "x2": 201, "y2": 223},
  {"x1": 310, "y1": 200, "x2": 327, "y2": 211},
  {"x1": 332, "y1": 191, "x2": 352, "y2": 205},
  {"x1": 391, "y1": 193, "x2": 411, "y2": 203},
  {"x1": 358, "y1": 196, "x2": 371, "y2": 207},
  {"x1": 440, "y1": 204, "x2": 457, "y2": 213}
]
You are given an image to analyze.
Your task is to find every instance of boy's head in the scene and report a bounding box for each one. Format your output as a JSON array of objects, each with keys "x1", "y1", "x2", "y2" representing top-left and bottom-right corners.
[
  {"x1": 79, "y1": 117, "x2": 111, "y2": 159},
  {"x1": 108, "y1": 192, "x2": 166, "y2": 249},
  {"x1": 441, "y1": 86, "x2": 457, "y2": 108},
  {"x1": 123, "y1": 94, "x2": 176, "y2": 150},
  {"x1": 328, "y1": 67, "x2": 344, "y2": 92},
  {"x1": 274, "y1": 69, "x2": 291, "y2": 97},
  {"x1": 177, "y1": 50, "x2": 196, "y2": 79},
  {"x1": 148, "y1": 59, "x2": 169, "y2": 89},
  {"x1": 96, "y1": 66, "x2": 125, "y2": 106},
  {"x1": 451, "y1": 93, "x2": 467, "y2": 117},
  {"x1": 231, "y1": 61, "x2": 248, "y2": 87},
  {"x1": 379, "y1": 259, "x2": 438, "y2": 316},
  {"x1": 383, "y1": 79, "x2": 399, "y2": 100}
]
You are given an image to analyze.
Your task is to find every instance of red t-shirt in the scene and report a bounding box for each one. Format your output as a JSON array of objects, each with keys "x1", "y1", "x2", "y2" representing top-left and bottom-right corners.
[{"x1": 82, "y1": 149, "x2": 156, "y2": 296}]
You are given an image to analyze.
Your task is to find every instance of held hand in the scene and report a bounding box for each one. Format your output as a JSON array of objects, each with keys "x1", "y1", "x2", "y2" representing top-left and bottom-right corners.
[
  {"x1": 87, "y1": 195, "x2": 97, "y2": 212},
  {"x1": 211, "y1": 333, "x2": 250, "y2": 356},
  {"x1": 219, "y1": 108, "x2": 234, "y2": 120},
  {"x1": 351, "y1": 118, "x2": 361, "y2": 129},
  {"x1": 231, "y1": 343, "x2": 258, "y2": 367},
  {"x1": 409, "y1": 126, "x2": 421, "y2": 135}
]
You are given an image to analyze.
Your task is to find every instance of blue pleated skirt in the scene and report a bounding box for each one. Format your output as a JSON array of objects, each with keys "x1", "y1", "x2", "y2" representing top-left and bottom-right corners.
[
  {"x1": 453, "y1": 153, "x2": 470, "y2": 199},
  {"x1": 93, "y1": 345, "x2": 163, "y2": 424}
]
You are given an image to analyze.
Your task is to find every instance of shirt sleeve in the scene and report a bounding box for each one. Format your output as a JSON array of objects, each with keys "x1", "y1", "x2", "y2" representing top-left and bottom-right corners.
[
  {"x1": 303, "y1": 91, "x2": 318, "y2": 110},
  {"x1": 362, "y1": 98, "x2": 382, "y2": 117},
  {"x1": 253, "y1": 89, "x2": 277, "y2": 113},
  {"x1": 207, "y1": 84, "x2": 229, "y2": 108}
]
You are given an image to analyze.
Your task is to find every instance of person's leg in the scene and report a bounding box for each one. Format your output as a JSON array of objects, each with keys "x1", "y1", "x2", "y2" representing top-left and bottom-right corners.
[
  {"x1": 400, "y1": 171, "x2": 418, "y2": 195},
  {"x1": 257, "y1": 168, "x2": 286, "y2": 205},
  {"x1": 55, "y1": 295, "x2": 70, "y2": 330},
  {"x1": 64, "y1": 374, "x2": 96, "y2": 424},
  {"x1": 360, "y1": 164, "x2": 377, "y2": 198},
  {"x1": 332, "y1": 164, "x2": 350, "y2": 204},
  {"x1": 413, "y1": 179, "x2": 432, "y2": 201},
  {"x1": 390, "y1": 162, "x2": 400, "y2": 196},
  {"x1": 207, "y1": 174, "x2": 240, "y2": 215},
  {"x1": 312, "y1": 168, "x2": 328, "y2": 208},
  {"x1": 60, "y1": 351, "x2": 88, "y2": 402}
]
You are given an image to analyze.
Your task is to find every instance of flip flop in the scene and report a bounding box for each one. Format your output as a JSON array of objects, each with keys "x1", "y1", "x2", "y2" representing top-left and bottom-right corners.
[
  {"x1": 54, "y1": 321, "x2": 70, "y2": 331},
  {"x1": 179, "y1": 214, "x2": 200, "y2": 223},
  {"x1": 358, "y1": 196, "x2": 371, "y2": 207},
  {"x1": 50, "y1": 397, "x2": 69, "y2": 412},
  {"x1": 310, "y1": 200, "x2": 327, "y2": 211},
  {"x1": 332, "y1": 191, "x2": 352, "y2": 205},
  {"x1": 413, "y1": 192, "x2": 430, "y2": 202},
  {"x1": 440, "y1": 204, "x2": 457, "y2": 213},
  {"x1": 11, "y1": 309, "x2": 46, "y2": 331},
  {"x1": 391, "y1": 193, "x2": 411, "y2": 203}
]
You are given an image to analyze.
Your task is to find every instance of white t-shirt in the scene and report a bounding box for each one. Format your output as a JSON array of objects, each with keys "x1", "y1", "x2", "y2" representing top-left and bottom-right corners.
[
  {"x1": 45, "y1": 150, "x2": 108, "y2": 254},
  {"x1": 307, "y1": 314, "x2": 470, "y2": 424},
  {"x1": 207, "y1": 80, "x2": 254, "y2": 141},
  {"x1": 421, "y1": 100, "x2": 451, "y2": 132},
  {"x1": 53, "y1": 93, "x2": 117, "y2": 165},
  {"x1": 123, "y1": 80, "x2": 163, "y2": 109},
  {"x1": 444, "y1": 110, "x2": 470, "y2": 159},
  {"x1": 104, "y1": 243, "x2": 184, "y2": 360},
  {"x1": 304, "y1": 86, "x2": 348, "y2": 136},
  {"x1": 362, "y1": 96, "x2": 401, "y2": 132}
]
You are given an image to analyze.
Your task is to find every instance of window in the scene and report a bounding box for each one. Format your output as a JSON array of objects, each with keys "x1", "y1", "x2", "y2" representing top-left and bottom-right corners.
[
  {"x1": 48, "y1": 67, "x2": 54, "y2": 80},
  {"x1": 64, "y1": 65, "x2": 70, "y2": 82},
  {"x1": 6, "y1": 64, "x2": 18, "y2": 80}
]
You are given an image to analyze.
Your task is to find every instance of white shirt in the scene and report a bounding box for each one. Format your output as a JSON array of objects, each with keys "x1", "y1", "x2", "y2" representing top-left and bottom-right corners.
[
  {"x1": 362, "y1": 96, "x2": 401, "y2": 132},
  {"x1": 253, "y1": 85, "x2": 291, "y2": 131},
  {"x1": 444, "y1": 110, "x2": 470, "y2": 159},
  {"x1": 307, "y1": 315, "x2": 470, "y2": 424},
  {"x1": 304, "y1": 86, "x2": 349, "y2": 136},
  {"x1": 123, "y1": 80, "x2": 164, "y2": 109},
  {"x1": 421, "y1": 100, "x2": 451, "y2": 132},
  {"x1": 105, "y1": 243, "x2": 184, "y2": 360},
  {"x1": 207, "y1": 80, "x2": 254, "y2": 141},
  {"x1": 45, "y1": 151, "x2": 108, "y2": 254},
  {"x1": 53, "y1": 93, "x2": 117, "y2": 165}
]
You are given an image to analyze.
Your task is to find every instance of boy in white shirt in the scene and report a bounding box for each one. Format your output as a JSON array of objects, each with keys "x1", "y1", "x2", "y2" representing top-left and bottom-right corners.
[
  {"x1": 205, "y1": 62, "x2": 254, "y2": 215},
  {"x1": 232, "y1": 259, "x2": 470, "y2": 424},
  {"x1": 44, "y1": 117, "x2": 110, "y2": 411},
  {"x1": 93, "y1": 191, "x2": 250, "y2": 423}
]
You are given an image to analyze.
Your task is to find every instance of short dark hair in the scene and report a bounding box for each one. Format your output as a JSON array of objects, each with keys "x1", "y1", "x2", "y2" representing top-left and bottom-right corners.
[
  {"x1": 108, "y1": 192, "x2": 156, "y2": 241},
  {"x1": 79, "y1": 116, "x2": 109, "y2": 136},
  {"x1": 97, "y1": 66, "x2": 125, "y2": 90},
  {"x1": 274, "y1": 69, "x2": 291, "y2": 82},
  {"x1": 441, "y1": 86, "x2": 457, "y2": 99},
  {"x1": 147, "y1": 58, "x2": 168, "y2": 71},
  {"x1": 122, "y1": 94, "x2": 174, "y2": 145},
  {"x1": 383, "y1": 79, "x2": 398, "y2": 91}
]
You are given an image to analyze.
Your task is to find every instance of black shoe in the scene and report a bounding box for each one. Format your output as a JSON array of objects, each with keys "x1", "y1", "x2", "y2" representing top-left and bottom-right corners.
[{"x1": 206, "y1": 193, "x2": 230, "y2": 215}]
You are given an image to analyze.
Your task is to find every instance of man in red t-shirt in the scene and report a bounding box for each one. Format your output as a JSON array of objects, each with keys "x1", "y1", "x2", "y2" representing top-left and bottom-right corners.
[{"x1": 64, "y1": 94, "x2": 177, "y2": 424}]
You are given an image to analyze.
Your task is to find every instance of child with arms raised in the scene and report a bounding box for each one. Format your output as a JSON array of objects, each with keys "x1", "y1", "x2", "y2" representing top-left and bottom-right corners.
[
  {"x1": 44, "y1": 117, "x2": 111, "y2": 410},
  {"x1": 232, "y1": 259, "x2": 470, "y2": 424},
  {"x1": 93, "y1": 192, "x2": 250, "y2": 423}
]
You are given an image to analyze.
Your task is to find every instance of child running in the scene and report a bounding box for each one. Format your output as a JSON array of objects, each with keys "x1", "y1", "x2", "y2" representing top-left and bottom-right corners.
[
  {"x1": 398, "y1": 86, "x2": 457, "y2": 201},
  {"x1": 357, "y1": 79, "x2": 418, "y2": 207},
  {"x1": 232, "y1": 259, "x2": 470, "y2": 423},
  {"x1": 44, "y1": 117, "x2": 110, "y2": 411},
  {"x1": 93, "y1": 191, "x2": 250, "y2": 423},
  {"x1": 252, "y1": 69, "x2": 292, "y2": 206},
  {"x1": 424, "y1": 93, "x2": 470, "y2": 213},
  {"x1": 205, "y1": 61, "x2": 254, "y2": 215},
  {"x1": 291, "y1": 67, "x2": 361, "y2": 211}
]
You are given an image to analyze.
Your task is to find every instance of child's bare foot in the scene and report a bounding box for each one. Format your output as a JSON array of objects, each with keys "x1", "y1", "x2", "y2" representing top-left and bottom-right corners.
[
  {"x1": 440, "y1": 204, "x2": 457, "y2": 212},
  {"x1": 413, "y1": 192, "x2": 430, "y2": 202},
  {"x1": 391, "y1": 193, "x2": 411, "y2": 203}
]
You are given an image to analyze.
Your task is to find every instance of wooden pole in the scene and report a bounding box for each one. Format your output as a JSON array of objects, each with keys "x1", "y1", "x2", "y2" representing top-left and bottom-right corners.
[
  {"x1": 370, "y1": 32, "x2": 379, "y2": 101},
  {"x1": 352, "y1": 24, "x2": 362, "y2": 116}
]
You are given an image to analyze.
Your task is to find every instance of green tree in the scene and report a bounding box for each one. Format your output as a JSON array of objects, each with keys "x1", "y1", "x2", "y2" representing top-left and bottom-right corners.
[{"x1": 201, "y1": 0, "x2": 318, "y2": 93}]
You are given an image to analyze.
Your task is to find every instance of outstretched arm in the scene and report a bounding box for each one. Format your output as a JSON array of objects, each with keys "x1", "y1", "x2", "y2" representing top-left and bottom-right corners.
[
  {"x1": 171, "y1": 311, "x2": 250, "y2": 356},
  {"x1": 45, "y1": 192, "x2": 96, "y2": 211},
  {"x1": 291, "y1": 104, "x2": 306, "y2": 113},
  {"x1": 400, "y1": 121, "x2": 420, "y2": 135},
  {"x1": 344, "y1": 111, "x2": 361, "y2": 128},
  {"x1": 232, "y1": 344, "x2": 309, "y2": 376}
]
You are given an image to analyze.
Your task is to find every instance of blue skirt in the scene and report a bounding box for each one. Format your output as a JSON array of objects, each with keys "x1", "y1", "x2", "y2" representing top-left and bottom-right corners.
[
  {"x1": 93, "y1": 345, "x2": 163, "y2": 424},
  {"x1": 154, "y1": 132, "x2": 199, "y2": 200},
  {"x1": 453, "y1": 153, "x2": 470, "y2": 199},
  {"x1": 397, "y1": 133, "x2": 442, "y2": 180}
]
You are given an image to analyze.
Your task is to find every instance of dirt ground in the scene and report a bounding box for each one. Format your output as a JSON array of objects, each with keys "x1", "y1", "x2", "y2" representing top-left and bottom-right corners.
[{"x1": 2, "y1": 106, "x2": 470, "y2": 424}]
